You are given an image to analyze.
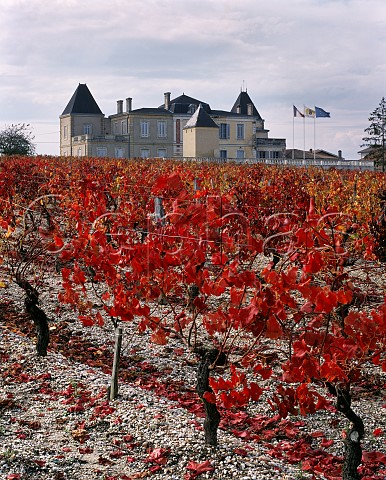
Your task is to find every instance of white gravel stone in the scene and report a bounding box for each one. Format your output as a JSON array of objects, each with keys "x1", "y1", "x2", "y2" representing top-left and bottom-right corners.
[{"x1": 1, "y1": 262, "x2": 385, "y2": 480}]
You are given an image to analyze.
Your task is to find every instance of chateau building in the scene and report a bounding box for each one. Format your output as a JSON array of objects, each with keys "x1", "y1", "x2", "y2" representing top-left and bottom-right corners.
[{"x1": 60, "y1": 84, "x2": 286, "y2": 160}]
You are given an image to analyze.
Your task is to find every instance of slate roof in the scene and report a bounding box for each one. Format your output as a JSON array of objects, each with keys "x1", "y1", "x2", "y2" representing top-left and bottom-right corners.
[
  {"x1": 211, "y1": 109, "x2": 248, "y2": 118},
  {"x1": 159, "y1": 94, "x2": 212, "y2": 114},
  {"x1": 61, "y1": 84, "x2": 103, "y2": 115},
  {"x1": 184, "y1": 104, "x2": 219, "y2": 129},
  {"x1": 129, "y1": 107, "x2": 172, "y2": 115},
  {"x1": 231, "y1": 91, "x2": 262, "y2": 119},
  {"x1": 285, "y1": 149, "x2": 341, "y2": 160}
]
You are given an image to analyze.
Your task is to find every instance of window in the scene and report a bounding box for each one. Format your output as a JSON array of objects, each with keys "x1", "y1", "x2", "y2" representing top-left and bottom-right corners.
[
  {"x1": 115, "y1": 148, "x2": 124, "y2": 158},
  {"x1": 236, "y1": 149, "x2": 245, "y2": 159},
  {"x1": 219, "y1": 123, "x2": 230, "y2": 139},
  {"x1": 220, "y1": 150, "x2": 227, "y2": 159},
  {"x1": 140, "y1": 120, "x2": 149, "y2": 137},
  {"x1": 96, "y1": 147, "x2": 107, "y2": 157},
  {"x1": 157, "y1": 148, "x2": 167, "y2": 158},
  {"x1": 259, "y1": 151, "x2": 266, "y2": 159},
  {"x1": 176, "y1": 119, "x2": 181, "y2": 143},
  {"x1": 114, "y1": 122, "x2": 119, "y2": 134},
  {"x1": 63, "y1": 125, "x2": 68, "y2": 139},
  {"x1": 83, "y1": 124, "x2": 92, "y2": 135},
  {"x1": 270, "y1": 151, "x2": 280, "y2": 159},
  {"x1": 141, "y1": 148, "x2": 150, "y2": 158},
  {"x1": 121, "y1": 120, "x2": 127, "y2": 135},
  {"x1": 236, "y1": 123, "x2": 245, "y2": 140},
  {"x1": 77, "y1": 147, "x2": 83, "y2": 157},
  {"x1": 157, "y1": 121, "x2": 167, "y2": 138}
]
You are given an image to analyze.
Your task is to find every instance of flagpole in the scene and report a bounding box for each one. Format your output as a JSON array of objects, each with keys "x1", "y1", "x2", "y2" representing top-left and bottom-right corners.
[
  {"x1": 292, "y1": 108, "x2": 295, "y2": 161},
  {"x1": 303, "y1": 105, "x2": 306, "y2": 162},
  {"x1": 313, "y1": 113, "x2": 316, "y2": 161}
]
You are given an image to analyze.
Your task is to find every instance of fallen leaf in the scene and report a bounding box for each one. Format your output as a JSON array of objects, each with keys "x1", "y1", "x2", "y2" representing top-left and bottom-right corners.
[
  {"x1": 109, "y1": 450, "x2": 125, "y2": 459},
  {"x1": 320, "y1": 439, "x2": 334, "y2": 448},
  {"x1": 79, "y1": 447, "x2": 93, "y2": 454},
  {"x1": 233, "y1": 448, "x2": 248, "y2": 456},
  {"x1": 362, "y1": 450, "x2": 386, "y2": 463},
  {"x1": 129, "y1": 471, "x2": 150, "y2": 479},
  {"x1": 71, "y1": 426, "x2": 89, "y2": 443},
  {"x1": 186, "y1": 460, "x2": 214, "y2": 476},
  {"x1": 145, "y1": 447, "x2": 169, "y2": 465}
]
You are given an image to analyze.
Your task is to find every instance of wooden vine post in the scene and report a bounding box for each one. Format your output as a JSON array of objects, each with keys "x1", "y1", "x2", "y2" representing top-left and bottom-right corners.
[
  {"x1": 109, "y1": 327, "x2": 123, "y2": 400},
  {"x1": 154, "y1": 197, "x2": 165, "y2": 226}
]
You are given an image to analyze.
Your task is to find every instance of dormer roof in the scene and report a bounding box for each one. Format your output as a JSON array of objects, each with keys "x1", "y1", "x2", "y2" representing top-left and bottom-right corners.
[
  {"x1": 231, "y1": 90, "x2": 261, "y2": 119},
  {"x1": 184, "y1": 104, "x2": 219, "y2": 129},
  {"x1": 159, "y1": 94, "x2": 212, "y2": 114},
  {"x1": 61, "y1": 84, "x2": 103, "y2": 115}
]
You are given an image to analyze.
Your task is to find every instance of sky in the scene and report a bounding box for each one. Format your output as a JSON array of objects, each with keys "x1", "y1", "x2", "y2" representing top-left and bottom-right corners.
[{"x1": 1, "y1": 0, "x2": 386, "y2": 160}]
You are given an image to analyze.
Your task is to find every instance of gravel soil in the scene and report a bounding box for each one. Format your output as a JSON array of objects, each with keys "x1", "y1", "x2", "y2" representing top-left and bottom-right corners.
[{"x1": 0, "y1": 271, "x2": 386, "y2": 480}]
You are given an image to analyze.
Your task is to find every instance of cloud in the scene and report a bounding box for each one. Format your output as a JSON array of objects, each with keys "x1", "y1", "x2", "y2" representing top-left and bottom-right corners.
[{"x1": 0, "y1": 0, "x2": 386, "y2": 158}]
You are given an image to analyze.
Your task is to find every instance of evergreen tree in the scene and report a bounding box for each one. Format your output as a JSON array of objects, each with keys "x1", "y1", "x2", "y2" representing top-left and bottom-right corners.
[{"x1": 362, "y1": 97, "x2": 386, "y2": 172}]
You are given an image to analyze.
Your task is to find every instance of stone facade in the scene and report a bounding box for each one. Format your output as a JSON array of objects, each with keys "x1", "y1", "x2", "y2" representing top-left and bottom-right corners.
[{"x1": 60, "y1": 84, "x2": 286, "y2": 160}]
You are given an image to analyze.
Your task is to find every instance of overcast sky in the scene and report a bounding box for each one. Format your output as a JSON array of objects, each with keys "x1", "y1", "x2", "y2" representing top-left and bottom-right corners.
[{"x1": 1, "y1": 0, "x2": 386, "y2": 159}]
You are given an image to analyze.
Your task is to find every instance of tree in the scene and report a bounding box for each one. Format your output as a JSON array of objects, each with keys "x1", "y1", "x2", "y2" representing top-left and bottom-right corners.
[
  {"x1": 269, "y1": 204, "x2": 386, "y2": 480},
  {"x1": 0, "y1": 123, "x2": 36, "y2": 156},
  {"x1": 370, "y1": 188, "x2": 386, "y2": 262},
  {"x1": 57, "y1": 173, "x2": 270, "y2": 446},
  {"x1": 0, "y1": 158, "x2": 66, "y2": 356},
  {"x1": 362, "y1": 97, "x2": 386, "y2": 172}
]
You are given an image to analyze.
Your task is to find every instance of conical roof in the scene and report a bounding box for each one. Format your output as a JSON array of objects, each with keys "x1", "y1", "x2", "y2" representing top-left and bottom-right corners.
[
  {"x1": 231, "y1": 90, "x2": 261, "y2": 119},
  {"x1": 61, "y1": 84, "x2": 103, "y2": 115},
  {"x1": 184, "y1": 104, "x2": 218, "y2": 129}
]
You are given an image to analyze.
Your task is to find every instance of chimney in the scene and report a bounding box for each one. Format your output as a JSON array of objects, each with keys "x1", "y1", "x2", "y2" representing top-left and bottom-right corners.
[
  {"x1": 117, "y1": 100, "x2": 123, "y2": 114},
  {"x1": 338, "y1": 150, "x2": 342, "y2": 159},
  {"x1": 247, "y1": 103, "x2": 253, "y2": 116},
  {"x1": 164, "y1": 92, "x2": 171, "y2": 110},
  {"x1": 126, "y1": 97, "x2": 132, "y2": 113}
]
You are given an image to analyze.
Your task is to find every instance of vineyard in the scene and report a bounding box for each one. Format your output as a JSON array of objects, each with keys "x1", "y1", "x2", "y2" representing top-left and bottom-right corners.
[{"x1": 0, "y1": 156, "x2": 386, "y2": 480}]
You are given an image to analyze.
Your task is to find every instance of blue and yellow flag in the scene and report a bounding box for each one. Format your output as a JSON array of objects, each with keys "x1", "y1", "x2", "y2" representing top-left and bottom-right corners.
[{"x1": 315, "y1": 106, "x2": 331, "y2": 118}]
